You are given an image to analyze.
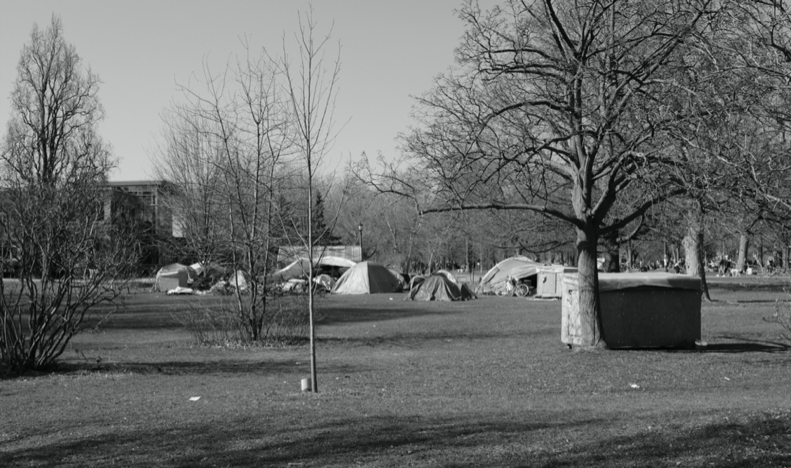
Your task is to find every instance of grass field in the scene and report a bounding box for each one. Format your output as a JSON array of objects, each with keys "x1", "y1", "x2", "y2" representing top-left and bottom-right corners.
[{"x1": 1, "y1": 276, "x2": 790, "y2": 467}]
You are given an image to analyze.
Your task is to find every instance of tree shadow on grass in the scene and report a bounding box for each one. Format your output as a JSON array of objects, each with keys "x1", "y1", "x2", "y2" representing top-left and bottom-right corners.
[
  {"x1": 1, "y1": 413, "x2": 595, "y2": 467},
  {"x1": 317, "y1": 306, "x2": 447, "y2": 325},
  {"x1": 695, "y1": 342, "x2": 789, "y2": 353},
  {"x1": 545, "y1": 411, "x2": 791, "y2": 468},
  {"x1": 49, "y1": 358, "x2": 364, "y2": 378},
  {"x1": 700, "y1": 335, "x2": 789, "y2": 353},
  {"x1": 4, "y1": 410, "x2": 790, "y2": 467}
]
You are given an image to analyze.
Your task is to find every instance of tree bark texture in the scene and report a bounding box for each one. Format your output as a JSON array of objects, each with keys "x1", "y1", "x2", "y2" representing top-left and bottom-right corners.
[
  {"x1": 736, "y1": 233, "x2": 750, "y2": 272},
  {"x1": 576, "y1": 225, "x2": 603, "y2": 347}
]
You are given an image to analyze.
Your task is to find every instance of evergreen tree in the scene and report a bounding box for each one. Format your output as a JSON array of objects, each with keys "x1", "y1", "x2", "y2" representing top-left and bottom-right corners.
[{"x1": 312, "y1": 192, "x2": 341, "y2": 246}]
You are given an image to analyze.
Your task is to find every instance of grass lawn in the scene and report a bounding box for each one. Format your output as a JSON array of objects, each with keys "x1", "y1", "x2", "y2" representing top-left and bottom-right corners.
[{"x1": 1, "y1": 277, "x2": 790, "y2": 467}]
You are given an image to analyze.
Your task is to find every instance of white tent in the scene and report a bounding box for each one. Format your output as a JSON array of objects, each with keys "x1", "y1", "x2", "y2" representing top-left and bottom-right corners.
[
  {"x1": 228, "y1": 270, "x2": 248, "y2": 291},
  {"x1": 331, "y1": 261, "x2": 403, "y2": 294},
  {"x1": 154, "y1": 263, "x2": 190, "y2": 292},
  {"x1": 271, "y1": 256, "x2": 356, "y2": 282},
  {"x1": 476, "y1": 256, "x2": 541, "y2": 295}
]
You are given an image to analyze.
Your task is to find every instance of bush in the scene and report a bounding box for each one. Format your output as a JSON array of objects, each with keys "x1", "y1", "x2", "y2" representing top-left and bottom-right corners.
[
  {"x1": 765, "y1": 298, "x2": 791, "y2": 344},
  {"x1": 177, "y1": 295, "x2": 315, "y2": 346}
]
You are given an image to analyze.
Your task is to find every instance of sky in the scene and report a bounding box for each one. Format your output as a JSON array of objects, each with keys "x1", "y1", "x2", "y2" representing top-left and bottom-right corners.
[{"x1": 0, "y1": 0, "x2": 478, "y2": 181}]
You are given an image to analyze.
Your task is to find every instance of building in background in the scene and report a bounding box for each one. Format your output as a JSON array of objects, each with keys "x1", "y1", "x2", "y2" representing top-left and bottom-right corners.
[{"x1": 104, "y1": 180, "x2": 181, "y2": 270}]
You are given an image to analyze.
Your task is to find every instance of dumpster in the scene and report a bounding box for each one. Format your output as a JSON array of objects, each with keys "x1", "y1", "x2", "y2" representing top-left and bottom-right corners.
[{"x1": 561, "y1": 272, "x2": 701, "y2": 348}]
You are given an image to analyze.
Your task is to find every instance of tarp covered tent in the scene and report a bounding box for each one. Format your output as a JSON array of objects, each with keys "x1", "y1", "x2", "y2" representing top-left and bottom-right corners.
[
  {"x1": 476, "y1": 256, "x2": 541, "y2": 295},
  {"x1": 154, "y1": 263, "x2": 190, "y2": 292},
  {"x1": 331, "y1": 261, "x2": 403, "y2": 294},
  {"x1": 407, "y1": 274, "x2": 476, "y2": 301},
  {"x1": 271, "y1": 256, "x2": 356, "y2": 282}
]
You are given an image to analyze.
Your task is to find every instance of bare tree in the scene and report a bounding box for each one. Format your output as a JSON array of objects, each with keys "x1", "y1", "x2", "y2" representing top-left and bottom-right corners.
[
  {"x1": 281, "y1": 8, "x2": 341, "y2": 392},
  {"x1": 153, "y1": 106, "x2": 229, "y2": 264},
  {"x1": 361, "y1": 0, "x2": 712, "y2": 347},
  {"x1": 666, "y1": 0, "x2": 791, "y2": 283},
  {"x1": 0, "y1": 16, "x2": 137, "y2": 374},
  {"x1": 153, "y1": 41, "x2": 293, "y2": 342}
]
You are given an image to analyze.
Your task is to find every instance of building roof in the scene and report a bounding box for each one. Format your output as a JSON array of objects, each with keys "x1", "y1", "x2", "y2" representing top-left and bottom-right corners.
[{"x1": 105, "y1": 180, "x2": 171, "y2": 187}]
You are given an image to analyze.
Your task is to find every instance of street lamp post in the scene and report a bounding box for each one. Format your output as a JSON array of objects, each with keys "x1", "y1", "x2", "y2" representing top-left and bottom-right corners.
[{"x1": 358, "y1": 223, "x2": 364, "y2": 261}]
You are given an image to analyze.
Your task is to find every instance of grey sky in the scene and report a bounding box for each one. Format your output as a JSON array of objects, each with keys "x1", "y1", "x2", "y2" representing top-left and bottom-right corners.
[{"x1": 0, "y1": 0, "x2": 480, "y2": 181}]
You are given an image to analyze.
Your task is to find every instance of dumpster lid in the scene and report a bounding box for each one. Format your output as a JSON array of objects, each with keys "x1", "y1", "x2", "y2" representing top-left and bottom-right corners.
[{"x1": 597, "y1": 272, "x2": 701, "y2": 292}]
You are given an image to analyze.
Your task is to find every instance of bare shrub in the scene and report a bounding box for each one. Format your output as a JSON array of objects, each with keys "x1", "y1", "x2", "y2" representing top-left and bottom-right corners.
[
  {"x1": 176, "y1": 294, "x2": 314, "y2": 347},
  {"x1": 765, "y1": 298, "x2": 791, "y2": 344},
  {"x1": 1, "y1": 17, "x2": 138, "y2": 374}
]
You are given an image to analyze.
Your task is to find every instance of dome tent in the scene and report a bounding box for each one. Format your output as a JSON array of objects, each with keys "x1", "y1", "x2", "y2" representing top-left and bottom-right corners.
[
  {"x1": 331, "y1": 261, "x2": 403, "y2": 294},
  {"x1": 154, "y1": 263, "x2": 191, "y2": 292},
  {"x1": 272, "y1": 256, "x2": 356, "y2": 282},
  {"x1": 476, "y1": 256, "x2": 541, "y2": 295},
  {"x1": 407, "y1": 274, "x2": 476, "y2": 301}
]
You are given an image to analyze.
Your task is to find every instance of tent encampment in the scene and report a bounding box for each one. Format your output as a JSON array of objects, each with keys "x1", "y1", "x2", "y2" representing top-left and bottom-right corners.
[
  {"x1": 271, "y1": 256, "x2": 357, "y2": 282},
  {"x1": 476, "y1": 256, "x2": 541, "y2": 295},
  {"x1": 407, "y1": 274, "x2": 476, "y2": 301},
  {"x1": 331, "y1": 261, "x2": 403, "y2": 294},
  {"x1": 154, "y1": 263, "x2": 191, "y2": 292}
]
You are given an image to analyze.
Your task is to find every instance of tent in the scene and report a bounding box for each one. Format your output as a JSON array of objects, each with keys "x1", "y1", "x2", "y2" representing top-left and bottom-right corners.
[
  {"x1": 476, "y1": 256, "x2": 542, "y2": 295},
  {"x1": 271, "y1": 256, "x2": 357, "y2": 282},
  {"x1": 331, "y1": 261, "x2": 403, "y2": 294},
  {"x1": 154, "y1": 263, "x2": 190, "y2": 292},
  {"x1": 228, "y1": 270, "x2": 248, "y2": 292},
  {"x1": 407, "y1": 274, "x2": 476, "y2": 301}
]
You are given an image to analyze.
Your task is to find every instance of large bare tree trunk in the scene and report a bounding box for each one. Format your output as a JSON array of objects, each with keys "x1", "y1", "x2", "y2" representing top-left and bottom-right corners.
[
  {"x1": 576, "y1": 224, "x2": 603, "y2": 347},
  {"x1": 683, "y1": 203, "x2": 711, "y2": 300},
  {"x1": 684, "y1": 227, "x2": 701, "y2": 277},
  {"x1": 735, "y1": 233, "x2": 750, "y2": 272}
]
